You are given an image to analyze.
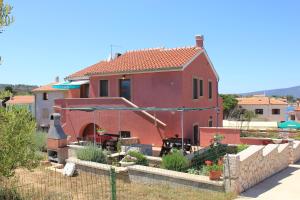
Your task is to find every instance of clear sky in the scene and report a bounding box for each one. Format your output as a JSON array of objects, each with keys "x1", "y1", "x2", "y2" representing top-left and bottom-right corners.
[{"x1": 0, "y1": 0, "x2": 299, "y2": 94}]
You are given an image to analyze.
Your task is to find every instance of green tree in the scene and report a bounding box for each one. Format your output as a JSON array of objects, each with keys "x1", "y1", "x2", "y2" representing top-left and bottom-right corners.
[
  {"x1": 0, "y1": 89, "x2": 11, "y2": 100},
  {"x1": 0, "y1": 107, "x2": 39, "y2": 177},
  {"x1": 0, "y1": 0, "x2": 13, "y2": 32},
  {"x1": 220, "y1": 94, "x2": 238, "y2": 119}
]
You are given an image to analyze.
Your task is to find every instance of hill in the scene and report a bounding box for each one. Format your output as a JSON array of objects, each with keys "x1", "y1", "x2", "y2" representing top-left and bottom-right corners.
[
  {"x1": 0, "y1": 84, "x2": 38, "y2": 95},
  {"x1": 241, "y1": 85, "x2": 300, "y2": 98}
]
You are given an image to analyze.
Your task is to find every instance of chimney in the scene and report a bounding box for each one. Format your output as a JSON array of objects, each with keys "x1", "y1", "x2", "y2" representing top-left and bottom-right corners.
[
  {"x1": 195, "y1": 35, "x2": 204, "y2": 48},
  {"x1": 55, "y1": 76, "x2": 59, "y2": 83}
]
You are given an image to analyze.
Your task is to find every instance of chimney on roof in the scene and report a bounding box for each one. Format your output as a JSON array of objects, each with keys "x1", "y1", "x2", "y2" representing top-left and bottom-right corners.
[
  {"x1": 195, "y1": 35, "x2": 204, "y2": 48},
  {"x1": 55, "y1": 76, "x2": 59, "y2": 83}
]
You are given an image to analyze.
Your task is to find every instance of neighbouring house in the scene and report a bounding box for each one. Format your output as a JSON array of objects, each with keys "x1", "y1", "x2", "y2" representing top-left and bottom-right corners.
[
  {"x1": 237, "y1": 95, "x2": 288, "y2": 122},
  {"x1": 294, "y1": 105, "x2": 300, "y2": 122},
  {"x1": 54, "y1": 35, "x2": 223, "y2": 147},
  {"x1": 6, "y1": 95, "x2": 35, "y2": 116},
  {"x1": 32, "y1": 81, "x2": 68, "y2": 131}
]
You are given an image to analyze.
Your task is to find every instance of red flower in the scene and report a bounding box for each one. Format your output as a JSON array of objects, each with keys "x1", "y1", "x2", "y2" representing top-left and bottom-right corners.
[{"x1": 205, "y1": 160, "x2": 212, "y2": 166}]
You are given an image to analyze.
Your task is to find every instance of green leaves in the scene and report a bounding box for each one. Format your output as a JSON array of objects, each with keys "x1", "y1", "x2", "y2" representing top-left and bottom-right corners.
[
  {"x1": 220, "y1": 94, "x2": 238, "y2": 119},
  {"x1": 0, "y1": 107, "x2": 39, "y2": 178},
  {"x1": 0, "y1": 0, "x2": 14, "y2": 28}
]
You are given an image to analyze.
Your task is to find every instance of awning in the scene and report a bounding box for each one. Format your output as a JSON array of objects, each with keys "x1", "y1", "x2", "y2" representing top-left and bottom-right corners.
[
  {"x1": 278, "y1": 120, "x2": 300, "y2": 129},
  {"x1": 52, "y1": 80, "x2": 89, "y2": 90}
]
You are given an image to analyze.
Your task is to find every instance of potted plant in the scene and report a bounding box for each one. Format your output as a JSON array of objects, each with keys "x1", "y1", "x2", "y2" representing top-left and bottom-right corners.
[{"x1": 205, "y1": 160, "x2": 223, "y2": 180}]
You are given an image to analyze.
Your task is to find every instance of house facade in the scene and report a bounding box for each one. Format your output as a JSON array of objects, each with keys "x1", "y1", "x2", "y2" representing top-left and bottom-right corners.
[
  {"x1": 237, "y1": 96, "x2": 288, "y2": 122},
  {"x1": 6, "y1": 96, "x2": 35, "y2": 116},
  {"x1": 54, "y1": 36, "x2": 223, "y2": 147},
  {"x1": 32, "y1": 82, "x2": 68, "y2": 130}
]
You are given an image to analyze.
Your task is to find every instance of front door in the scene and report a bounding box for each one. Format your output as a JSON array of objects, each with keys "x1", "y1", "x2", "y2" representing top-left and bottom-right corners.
[
  {"x1": 119, "y1": 79, "x2": 131, "y2": 100},
  {"x1": 193, "y1": 125, "x2": 199, "y2": 145}
]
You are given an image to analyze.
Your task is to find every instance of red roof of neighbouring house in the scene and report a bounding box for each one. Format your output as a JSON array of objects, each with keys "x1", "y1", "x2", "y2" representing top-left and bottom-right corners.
[
  {"x1": 32, "y1": 82, "x2": 65, "y2": 92},
  {"x1": 237, "y1": 96, "x2": 288, "y2": 105},
  {"x1": 7, "y1": 96, "x2": 34, "y2": 105},
  {"x1": 67, "y1": 46, "x2": 203, "y2": 79}
]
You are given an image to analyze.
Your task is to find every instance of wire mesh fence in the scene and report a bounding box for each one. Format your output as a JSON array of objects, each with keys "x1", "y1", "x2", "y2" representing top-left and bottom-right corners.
[{"x1": 0, "y1": 165, "x2": 235, "y2": 200}]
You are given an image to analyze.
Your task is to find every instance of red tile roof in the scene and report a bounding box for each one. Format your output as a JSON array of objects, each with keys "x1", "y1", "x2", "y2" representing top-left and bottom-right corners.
[
  {"x1": 7, "y1": 96, "x2": 34, "y2": 105},
  {"x1": 68, "y1": 46, "x2": 202, "y2": 79},
  {"x1": 32, "y1": 82, "x2": 65, "y2": 92},
  {"x1": 237, "y1": 96, "x2": 288, "y2": 105}
]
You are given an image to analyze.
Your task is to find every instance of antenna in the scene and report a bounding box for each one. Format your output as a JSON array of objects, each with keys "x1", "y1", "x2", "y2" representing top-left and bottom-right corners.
[{"x1": 109, "y1": 44, "x2": 122, "y2": 61}]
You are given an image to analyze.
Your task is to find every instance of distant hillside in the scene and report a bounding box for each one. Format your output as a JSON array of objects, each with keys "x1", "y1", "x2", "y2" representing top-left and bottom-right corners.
[
  {"x1": 241, "y1": 85, "x2": 300, "y2": 98},
  {"x1": 0, "y1": 84, "x2": 38, "y2": 95}
]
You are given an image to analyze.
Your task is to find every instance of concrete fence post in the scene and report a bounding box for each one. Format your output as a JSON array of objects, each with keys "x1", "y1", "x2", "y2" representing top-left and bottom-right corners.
[
  {"x1": 110, "y1": 167, "x2": 117, "y2": 200},
  {"x1": 224, "y1": 154, "x2": 240, "y2": 194}
]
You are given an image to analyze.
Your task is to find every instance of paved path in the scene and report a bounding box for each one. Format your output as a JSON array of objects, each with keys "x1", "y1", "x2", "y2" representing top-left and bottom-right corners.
[{"x1": 236, "y1": 162, "x2": 300, "y2": 200}]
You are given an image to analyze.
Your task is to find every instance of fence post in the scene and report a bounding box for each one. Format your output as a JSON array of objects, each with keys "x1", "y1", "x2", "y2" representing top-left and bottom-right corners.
[{"x1": 110, "y1": 167, "x2": 117, "y2": 200}]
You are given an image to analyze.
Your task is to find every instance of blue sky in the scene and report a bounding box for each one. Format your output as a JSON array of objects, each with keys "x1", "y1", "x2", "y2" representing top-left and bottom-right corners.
[{"x1": 0, "y1": 0, "x2": 299, "y2": 94}]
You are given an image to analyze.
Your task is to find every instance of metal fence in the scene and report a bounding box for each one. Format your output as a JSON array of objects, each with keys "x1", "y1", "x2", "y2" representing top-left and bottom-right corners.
[{"x1": 0, "y1": 166, "x2": 234, "y2": 200}]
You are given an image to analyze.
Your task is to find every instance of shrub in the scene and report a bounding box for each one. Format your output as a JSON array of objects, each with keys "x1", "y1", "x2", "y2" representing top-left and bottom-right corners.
[
  {"x1": 0, "y1": 186, "x2": 22, "y2": 200},
  {"x1": 127, "y1": 151, "x2": 149, "y2": 166},
  {"x1": 191, "y1": 143, "x2": 227, "y2": 169},
  {"x1": 76, "y1": 144, "x2": 107, "y2": 164},
  {"x1": 237, "y1": 144, "x2": 249, "y2": 153},
  {"x1": 0, "y1": 107, "x2": 39, "y2": 177},
  {"x1": 34, "y1": 131, "x2": 47, "y2": 152},
  {"x1": 161, "y1": 150, "x2": 189, "y2": 172}
]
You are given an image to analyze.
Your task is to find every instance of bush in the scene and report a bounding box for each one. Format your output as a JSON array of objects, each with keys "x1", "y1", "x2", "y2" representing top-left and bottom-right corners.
[
  {"x1": 191, "y1": 143, "x2": 227, "y2": 169},
  {"x1": 127, "y1": 151, "x2": 149, "y2": 166},
  {"x1": 76, "y1": 144, "x2": 107, "y2": 164},
  {"x1": 34, "y1": 131, "x2": 47, "y2": 152},
  {"x1": 161, "y1": 150, "x2": 189, "y2": 172},
  {"x1": 237, "y1": 144, "x2": 249, "y2": 153},
  {"x1": 0, "y1": 186, "x2": 22, "y2": 200}
]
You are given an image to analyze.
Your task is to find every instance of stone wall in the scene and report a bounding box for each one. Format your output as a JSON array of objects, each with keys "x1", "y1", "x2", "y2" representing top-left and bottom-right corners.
[
  {"x1": 224, "y1": 142, "x2": 300, "y2": 194},
  {"x1": 127, "y1": 165, "x2": 224, "y2": 192}
]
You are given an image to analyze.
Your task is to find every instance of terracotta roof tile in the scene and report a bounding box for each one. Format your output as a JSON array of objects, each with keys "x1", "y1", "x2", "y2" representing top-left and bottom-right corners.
[
  {"x1": 68, "y1": 46, "x2": 202, "y2": 79},
  {"x1": 32, "y1": 82, "x2": 65, "y2": 92},
  {"x1": 7, "y1": 96, "x2": 34, "y2": 105},
  {"x1": 237, "y1": 97, "x2": 288, "y2": 105}
]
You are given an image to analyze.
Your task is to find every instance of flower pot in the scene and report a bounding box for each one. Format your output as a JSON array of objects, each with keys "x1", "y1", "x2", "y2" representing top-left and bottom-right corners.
[
  {"x1": 272, "y1": 139, "x2": 283, "y2": 144},
  {"x1": 209, "y1": 170, "x2": 222, "y2": 180}
]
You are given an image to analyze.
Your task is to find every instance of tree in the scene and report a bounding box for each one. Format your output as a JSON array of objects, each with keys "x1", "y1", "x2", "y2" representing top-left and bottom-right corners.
[
  {"x1": 0, "y1": 0, "x2": 13, "y2": 32},
  {"x1": 220, "y1": 94, "x2": 238, "y2": 119},
  {"x1": 0, "y1": 107, "x2": 39, "y2": 177},
  {"x1": 1, "y1": 0, "x2": 13, "y2": 64},
  {"x1": 0, "y1": 89, "x2": 11, "y2": 100}
]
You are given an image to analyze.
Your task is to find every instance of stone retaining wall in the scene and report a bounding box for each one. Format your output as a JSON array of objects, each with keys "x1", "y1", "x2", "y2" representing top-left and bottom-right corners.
[
  {"x1": 66, "y1": 157, "x2": 127, "y2": 176},
  {"x1": 224, "y1": 141, "x2": 300, "y2": 194},
  {"x1": 127, "y1": 165, "x2": 224, "y2": 192}
]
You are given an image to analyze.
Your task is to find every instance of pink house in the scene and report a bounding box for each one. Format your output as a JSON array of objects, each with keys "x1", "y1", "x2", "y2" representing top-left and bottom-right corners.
[{"x1": 55, "y1": 36, "x2": 223, "y2": 147}]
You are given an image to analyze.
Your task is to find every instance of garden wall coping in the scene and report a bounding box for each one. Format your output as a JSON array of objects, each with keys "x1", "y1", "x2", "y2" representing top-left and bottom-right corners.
[
  {"x1": 237, "y1": 145, "x2": 264, "y2": 161},
  {"x1": 66, "y1": 157, "x2": 128, "y2": 173}
]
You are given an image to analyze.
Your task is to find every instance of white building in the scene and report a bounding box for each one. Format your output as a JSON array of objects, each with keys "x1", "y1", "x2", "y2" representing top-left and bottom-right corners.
[
  {"x1": 237, "y1": 95, "x2": 288, "y2": 122},
  {"x1": 32, "y1": 82, "x2": 67, "y2": 130}
]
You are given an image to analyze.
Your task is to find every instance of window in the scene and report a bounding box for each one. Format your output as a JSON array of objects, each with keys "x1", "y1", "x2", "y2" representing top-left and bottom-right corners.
[
  {"x1": 255, "y1": 109, "x2": 264, "y2": 115},
  {"x1": 43, "y1": 92, "x2": 48, "y2": 100},
  {"x1": 208, "y1": 81, "x2": 213, "y2": 99},
  {"x1": 120, "y1": 131, "x2": 131, "y2": 138},
  {"x1": 208, "y1": 116, "x2": 213, "y2": 127},
  {"x1": 199, "y1": 79, "x2": 203, "y2": 97},
  {"x1": 99, "y1": 80, "x2": 108, "y2": 97},
  {"x1": 119, "y1": 79, "x2": 131, "y2": 100},
  {"x1": 80, "y1": 84, "x2": 89, "y2": 98},
  {"x1": 193, "y1": 78, "x2": 198, "y2": 99},
  {"x1": 193, "y1": 125, "x2": 199, "y2": 145},
  {"x1": 272, "y1": 109, "x2": 281, "y2": 115}
]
